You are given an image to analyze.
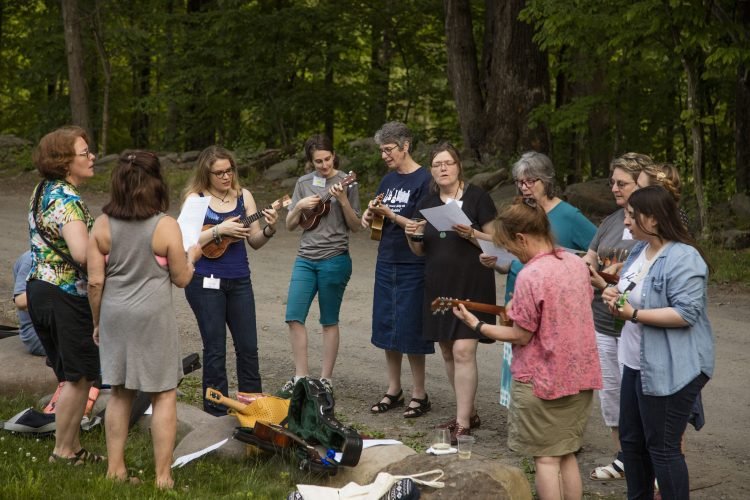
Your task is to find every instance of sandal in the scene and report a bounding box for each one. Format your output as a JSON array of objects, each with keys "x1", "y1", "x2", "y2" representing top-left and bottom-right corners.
[
  {"x1": 589, "y1": 459, "x2": 625, "y2": 480},
  {"x1": 403, "y1": 394, "x2": 431, "y2": 418},
  {"x1": 450, "y1": 424, "x2": 470, "y2": 446},
  {"x1": 370, "y1": 389, "x2": 404, "y2": 413},
  {"x1": 436, "y1": 413, "x2": 481, "y2": 431},
  {"x1": 49, "y1": 448, "x2": 105, "y2": 466}
]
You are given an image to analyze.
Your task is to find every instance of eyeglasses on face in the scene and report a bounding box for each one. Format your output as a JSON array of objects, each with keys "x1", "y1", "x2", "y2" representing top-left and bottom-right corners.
[
  {"x1": 431, "y1": 159, "x2": 457, "y2": 169},
  {"x1": 75, "y1": 149, "x2": 95, "y2": 158},
  {"x1": 515, "y1": 178, "x2": 539, "y2": 189},
  {"x1": 210, "y1": 167, "x2": 235, "y2": 178},
  {"x1": 379, "y1": 145, "x2": 398, "y2": 156},
  {"x1": 609, "y1": 178, "x2": 634, "y2": 189}
]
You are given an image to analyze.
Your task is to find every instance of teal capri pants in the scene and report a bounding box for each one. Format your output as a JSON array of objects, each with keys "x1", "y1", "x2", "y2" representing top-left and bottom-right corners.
[{"x1": 285, "y1": 252, "x2": 352, "y2": 326}]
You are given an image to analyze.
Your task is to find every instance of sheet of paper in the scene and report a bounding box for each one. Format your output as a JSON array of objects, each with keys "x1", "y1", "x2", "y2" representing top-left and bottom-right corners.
[
  {"x1": 419, "y1": 200, "x2": 472, "y2": 232},
  {"x1": 171, "y1": 438, "x2": 228, "y2": 469},
  {"x1": 477, "y1": 239, "x2": 516, "y2": 267},
  {"x1": 177, "y1": 196, "x2": 211, "y2": 251},
  {"x1": 331, "y1": 439, "x2": 402, "y2": 463}
]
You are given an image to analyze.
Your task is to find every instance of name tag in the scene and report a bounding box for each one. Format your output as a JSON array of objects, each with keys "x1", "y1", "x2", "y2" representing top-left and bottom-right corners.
[
  {"x1": 203, "y1": 276, "x2": 221, "y2": 289},
  {"x1": 312, "y1": 175, "x2": 327, "y2": 188}
]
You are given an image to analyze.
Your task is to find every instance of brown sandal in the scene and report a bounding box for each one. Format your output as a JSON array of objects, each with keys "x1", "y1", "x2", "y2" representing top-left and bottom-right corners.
[
  {"x1": 403, "y1": 394, "x2": 431, "y2": 418},
  {"x1": 370, "y1": 389, "x2": 404, "y2": 413}
]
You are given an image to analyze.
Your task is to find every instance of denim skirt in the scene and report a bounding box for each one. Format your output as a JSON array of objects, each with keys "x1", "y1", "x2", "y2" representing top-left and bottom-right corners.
[{"x1": 371, "y1": 262, "x2": 434, "y2": 355}]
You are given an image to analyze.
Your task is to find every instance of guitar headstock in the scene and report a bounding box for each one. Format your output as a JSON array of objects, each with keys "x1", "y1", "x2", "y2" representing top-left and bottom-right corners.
[
  {"x1": 430, "y1": 296, "x2": 458, "y2": 315},
  {"x1": 205, "y1": 387, "x2": 223, "y2": 402},
  {"x1": 341, "y1": 171, "x2": 357, "y2": 188},
  {"x1": 271, "y1": 194, "x2": 292, "y2": 211},
  {"x1": 372, "y1": 193, "x2": 384, "y2": 207}
]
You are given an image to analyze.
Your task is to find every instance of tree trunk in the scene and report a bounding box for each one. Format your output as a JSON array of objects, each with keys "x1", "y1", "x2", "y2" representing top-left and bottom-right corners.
[
  {"x1": 736, "y1": 0, "x2": 750, "y2": 195},
  {"x1": 683, "y1": 56, "x2": 708, "y2": 238},
  {"x1": 482, "y1": 0, "x2": 549, "y2": 159},
  {"x1": 61, "y1": 0, "x2": 91, "y2": 141},
  {"x1": 91, "y1": 1, "x2": 110, "y2": 156},
  {"x1": 129, "y1": 54, "x2": 150, "y2": 148},
  {"x1": 367, "y1": 6, "x2": 392, "y2": 132},
  {"x1": 443, "y1": 0, "x2": 486, "y2": 159}
]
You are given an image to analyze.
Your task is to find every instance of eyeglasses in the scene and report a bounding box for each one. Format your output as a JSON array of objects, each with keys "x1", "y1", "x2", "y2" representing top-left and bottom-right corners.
[
  {"x1": 515, "y1": 178, "x2": 539, "y2": 189},
  {"x1": 431, "y1": 159, "x2": 457, "y2": 169},
  {"x1": 75, "y1": 149, "x2": 95, "y2": 158},
  {"x1": 210, "y1": 167, "x2": 235, "y2": 178},
  {"x1": 379, "y1": 145, "x2": 398, "y2": 156},
  {"x1": 609, "y1": 178, "x2": 634, "y2": 189}
]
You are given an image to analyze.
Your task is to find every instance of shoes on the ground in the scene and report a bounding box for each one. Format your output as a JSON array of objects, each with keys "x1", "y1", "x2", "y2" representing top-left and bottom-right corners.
[
  {"x1": 371, "y1": 389, "x2": 404, "y2": 413},
  {"x1": 319, "y1": 378, "x2": 333, "y2": 394},
  {"x1": 276, "y1": 378, "x2": 297, "y2": 399},
  {"x1": 3, "y1": 407, "x2": 55, "y2": 435},
  {"x1": 436, "y1": 413, "x2": 481, "y2": 431},
  {"x1": 589, "y1": 458, "x2": 625, "y2": 480},
  {"x1": 49, "y1": 447, "x2": 106, "y2": 466},
  {"x1": 403, "y1": 394, "x2": 431, "y2": 418},
  {"x1": 450, "y1": 423, "x2": 471, "y2": 446}
]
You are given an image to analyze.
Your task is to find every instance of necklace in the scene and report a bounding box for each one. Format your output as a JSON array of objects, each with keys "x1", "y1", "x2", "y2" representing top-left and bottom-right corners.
[{"x1": 208, "y1": 189, "x2": 232, "y2": 204}]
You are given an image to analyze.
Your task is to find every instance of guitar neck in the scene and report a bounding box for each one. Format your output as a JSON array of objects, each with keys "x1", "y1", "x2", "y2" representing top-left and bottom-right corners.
[
  {"x1": 450, "y1": 300, "x2": 507, "y2": 317},
  {"x1": 205, "y1": 388, "x2": 248, "y2": 414},
  {"x1": 238, "y1": 206, "x2": 270, "y2": 228}
]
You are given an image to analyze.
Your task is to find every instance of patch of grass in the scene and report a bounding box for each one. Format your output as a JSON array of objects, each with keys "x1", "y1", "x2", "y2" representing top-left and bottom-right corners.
[
  {"x1": 176, "y1": 374, "x2": 202, "y2": 407},
  {"x1": 400, "y1": 431, "x2": 427, "y2": 454},
  {"x1": 0, "y1": 394, "x2": 317, "y2": 499},
  {"x1": 704, "y1": 245, "x2": 750, "y2": 286}
]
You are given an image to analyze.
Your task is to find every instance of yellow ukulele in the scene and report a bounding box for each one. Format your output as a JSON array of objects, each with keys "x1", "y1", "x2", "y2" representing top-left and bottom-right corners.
[{"x1": 369, "y1": 193, "x2": 385, "y2": 241}]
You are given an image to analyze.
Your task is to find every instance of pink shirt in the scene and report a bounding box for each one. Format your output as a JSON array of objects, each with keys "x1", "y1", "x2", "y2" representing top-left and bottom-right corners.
[{"x1": 509, "y1": 249, "x2": 602, "y2": 400}]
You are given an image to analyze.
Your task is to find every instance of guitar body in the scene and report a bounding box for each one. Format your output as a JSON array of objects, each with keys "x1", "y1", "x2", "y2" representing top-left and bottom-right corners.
[
  {"x1": 299, "y1": 200, "x2": 331, "y2": 231},
  {"x1": 369, "y1": 193, "x2": 385, "y2": 241}
]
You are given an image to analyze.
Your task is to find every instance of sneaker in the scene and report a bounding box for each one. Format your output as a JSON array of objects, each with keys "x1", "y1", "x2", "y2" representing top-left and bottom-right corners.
[
  {"x1": 276, "y1": 378, "x2": 297, "y2": 399},
  {"x1": 3, "y1": 408, "x2": 55, "y2": 435},
  {"x1": 319, "y1": 378, "x2": 333, "y2": 394}
]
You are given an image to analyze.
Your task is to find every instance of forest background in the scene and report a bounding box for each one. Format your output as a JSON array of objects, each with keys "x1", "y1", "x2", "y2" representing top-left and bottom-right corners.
[{"x1": 0, "y1": 0, "x2": 748, "y2": 236}]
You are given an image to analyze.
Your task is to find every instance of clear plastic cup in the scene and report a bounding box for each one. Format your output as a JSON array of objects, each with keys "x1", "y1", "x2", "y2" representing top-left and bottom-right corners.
[{"x1": 457, "y1": 434, "x2": 475, "y2": 459}]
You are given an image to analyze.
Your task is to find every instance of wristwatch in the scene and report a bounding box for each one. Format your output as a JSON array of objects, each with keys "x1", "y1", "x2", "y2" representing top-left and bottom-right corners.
[{"x1": 631, "y1": 309, "x2": 639, "y2": 323}]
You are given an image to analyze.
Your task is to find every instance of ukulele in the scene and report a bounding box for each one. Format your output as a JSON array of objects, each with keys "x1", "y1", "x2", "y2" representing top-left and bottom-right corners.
[
  {"x1": 369, "y1": 193, "x2": 385, "y2": 241},
  {"x1": 587, "y1": 265, "x2": 619, "y2": 285},
  {"x1": 430, "y1": 296, "x2": 512, "y2": 326},
  {"x1": 298, "y1": 171, "x2": 357, "y2": 231},
  {"x1": 202, "y1": 194, "x2": 291, "y2": 259}
]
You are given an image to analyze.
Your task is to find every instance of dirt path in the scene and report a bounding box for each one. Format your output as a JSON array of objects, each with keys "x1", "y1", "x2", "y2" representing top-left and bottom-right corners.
[{"x1": 1, "y1": 178, "x2": 747, "y2": 499}]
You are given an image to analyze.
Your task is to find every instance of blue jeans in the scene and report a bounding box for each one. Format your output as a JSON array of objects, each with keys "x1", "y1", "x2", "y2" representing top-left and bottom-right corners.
[
  {"x1": 185, "y1": 274, "x2": 261, "y2": 416},
  {"x1": 619, "y1": 366, "x2": 708, "y2": 500}
]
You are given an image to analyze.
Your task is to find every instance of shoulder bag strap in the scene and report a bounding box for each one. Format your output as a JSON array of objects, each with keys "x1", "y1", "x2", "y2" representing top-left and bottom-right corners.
[{"x1": 32, "y1": 181, "x2": 88, "y2": 279}]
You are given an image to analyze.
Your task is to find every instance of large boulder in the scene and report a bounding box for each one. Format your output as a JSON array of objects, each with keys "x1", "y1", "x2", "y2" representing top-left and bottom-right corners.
[
  {"x1": 325, "y1": 443, "x2": 417, "y2": 488},
  {"x1": 489, "y1": 183, "x2": 519, "y2": 211},
  {"x1": 564, "y1": 179, "x2": 618, "y2": 221},
  {"x1": 715, "y1": 229, "x2": 750, "y2": 250},
  {"x1": 264, "y1": 158, "x2": 300, "y2": 181},
  {"x1": 137, "y1": 401, "x2": 218, "y2": 443},
  {"x1": 470, "y1": 168, "x2": 508, "y2": 192},
  {"x1": 730, "y1": 193, "x2": 750, "y2": 224},
  {"x1": 380, "y1": 453, "x2": 532, "y2": 499},
  {"x1": 172, "y1": 414, "x2": 247, "y2": 461},
  {"x1": 0, "y1": 336, "x2": 58, "y2": 398}
]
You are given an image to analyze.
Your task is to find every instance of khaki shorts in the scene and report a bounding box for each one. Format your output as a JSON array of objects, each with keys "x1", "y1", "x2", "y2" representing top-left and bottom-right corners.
[{"x1": 508, "y1": 380, "x2": 593, "y2": 457}]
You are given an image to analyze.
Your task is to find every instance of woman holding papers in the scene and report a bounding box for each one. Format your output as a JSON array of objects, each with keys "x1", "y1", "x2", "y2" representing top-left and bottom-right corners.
[
  {"x1": 406, "y1": 142, "x2": 496, "y2": 445},
  {"x1": 182, "y1": 146, "x2": 278, "y2": 416},
  {"x1": 88, "y1": 151, "x2": 202, "y2": 488}
]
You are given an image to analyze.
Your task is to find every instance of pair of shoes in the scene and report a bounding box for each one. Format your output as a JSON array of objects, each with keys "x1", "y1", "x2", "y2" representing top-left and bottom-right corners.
[
  {"x1": 371, "y1": 389, "x2": 404, "y2": 413},
  {"x1": 436, "y1": 413, "x2": 481, "y2": 431},
  {"x1": 319, "y1": 378, "x2": 333, "y2": 394},
  {"x1": 49, "y1": 448, "x2": 106, "y2": 466},
  {"x1": 276, "y1": 378, "x2": 297, "y2": 399},
  {"x1": 589, "y1": 458, "x2": 625, "y2": 480},
  {"x1": 403, "y1": 394, "x2": 431, "y2": 418},
  {"x1": 450, "y1": 424, "x2": 470, "y2": 446}
]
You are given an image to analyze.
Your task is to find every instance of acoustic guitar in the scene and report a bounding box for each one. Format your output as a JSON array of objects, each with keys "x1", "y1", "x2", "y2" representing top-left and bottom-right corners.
[
  {"x1": 369, "y1": 193, "x2": 385, "y2": 241},
  {"x1": 202, "y1": 194, "x2": 291, "y2": 259},
  {"x1": 298, "y1": 171, "x2": 357, "y2": 231},
  {"x1": 430, "y1": 296, "x2": 512, "y2": 326}
]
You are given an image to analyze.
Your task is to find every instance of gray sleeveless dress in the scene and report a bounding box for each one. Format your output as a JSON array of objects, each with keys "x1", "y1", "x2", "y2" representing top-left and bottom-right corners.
[{"x1": 99, "y1": 214, "x2": 183, "y2": 392}]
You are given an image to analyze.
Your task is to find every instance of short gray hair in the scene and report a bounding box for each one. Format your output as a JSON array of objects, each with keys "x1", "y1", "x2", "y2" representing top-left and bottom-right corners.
[
  {"x1": 512, "y1": 151, "x2": 556, "y2": 198},
  {"x1": 374, "y1": 121, "x2": 413, "y2": 152}
]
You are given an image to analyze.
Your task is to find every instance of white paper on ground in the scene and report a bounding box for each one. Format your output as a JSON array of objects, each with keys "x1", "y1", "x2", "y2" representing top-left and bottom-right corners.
[
  {"x1": 425, "y1": 446, "x2": 457, "y2": 455},
  {"x1": 170, "y1": 438, "x2": 228, "y2": 468},
  {"x1": 419, "y1": 201, "x2": 472, "y2": 232},
  {"x1": 331, "y1": 439, "x2": 402, "y2": 463},
  {"x1": 177, "y1": 196, "x2": 211, "y2": 251}
]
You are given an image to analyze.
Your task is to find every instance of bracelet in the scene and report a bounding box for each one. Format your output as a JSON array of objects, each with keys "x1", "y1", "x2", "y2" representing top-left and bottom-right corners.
[
  {"x1": 474, "y1": 320, "x2": 485, "y2": 334},
  {"x1": 263, "y1": 225, "x2": 275, "y2": 238},
  {"x1": 212, "y1": 226, "x2": 222, "y2": 244},
  {"x1": 631, "y1": 309, "x2": 639, "y2": 323},
  {"x1": 469, "y1": 228, "x2": 475, "y2": 239}
]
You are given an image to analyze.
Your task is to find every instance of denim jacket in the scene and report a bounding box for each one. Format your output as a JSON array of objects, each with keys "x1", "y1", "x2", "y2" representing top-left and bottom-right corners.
[{"x1": 623, "y1": 241, "x2": 714, "y2": 396}]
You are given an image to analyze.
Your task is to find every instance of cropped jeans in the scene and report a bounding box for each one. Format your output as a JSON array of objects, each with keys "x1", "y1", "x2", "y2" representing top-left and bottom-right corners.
[
  {"x1": 185, "y1": 274, "x2": 261, "y2": 416},
  {"x1": 619, "y1": 366, "x2": 708, "y2": 500}
]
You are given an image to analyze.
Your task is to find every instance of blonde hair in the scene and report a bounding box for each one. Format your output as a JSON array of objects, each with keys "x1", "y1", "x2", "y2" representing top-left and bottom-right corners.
[
  {"x1": 641, "y1": 163, "x2": 681, "y2": 202},
  {"x1": 493, "y1": 197, "x2": 556, "y2": 260},
  {"x1": 609, "y1": 152, "x2": 653, "y2": 182},
  {"x1": 182, "y1": 145, "x2": 241, "y2": 200}
]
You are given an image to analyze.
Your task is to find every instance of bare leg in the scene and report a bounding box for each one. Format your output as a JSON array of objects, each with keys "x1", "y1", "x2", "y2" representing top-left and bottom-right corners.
[
  {"x1": 373, "y1": 350, "x2": 403, "y2": 410},
  {"x1": 438, "y1": 340, "x2": 455, "y2": 392},
  {"x1": 320, "y1": 324, "x2": 340, "y2": 379},
  {"x1": 150, "y1": 389, "x2": 177, "y2": 490},
  {"x1": 52, "y1": 377, "x2": 93, "y2": 457},
  {"x1": 534, "y1": 455, "x2": 564, "y2": 500},
  {"x1": 560, "y1": 453, "x2": 583, "y2": 500},
  {"x1": 105, "y1": 386, "x2": 136, "y2": 480},
  {"x1": 453, "y1": 339, "x2": 478, "y2": 427},
  {"x1": 288, "y1": 321, "x2": 309, "y2": 377},
  {"x1": 406, "y1": 353, "x2": 427, "y2": 403}
]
